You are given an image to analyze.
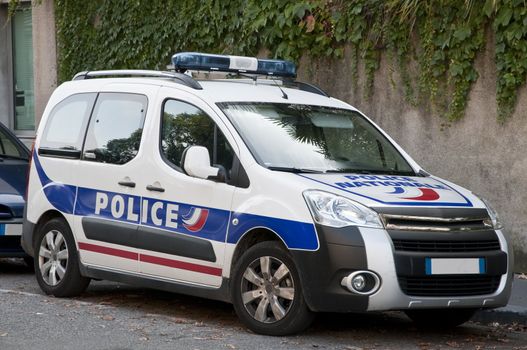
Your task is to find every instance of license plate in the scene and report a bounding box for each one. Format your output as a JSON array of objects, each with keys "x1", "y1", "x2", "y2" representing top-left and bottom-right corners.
[
  {"x1": 425, "y1": 258, "x2": 485, "y2": 275},
  {"x1": 0, "y1": 224, "x2": 21, "y2": 236}
]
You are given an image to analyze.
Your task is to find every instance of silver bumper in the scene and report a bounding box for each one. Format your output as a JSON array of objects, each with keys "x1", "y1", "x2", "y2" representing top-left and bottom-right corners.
[{"x1": 359, "y1": 227, "x2": 513, "y2": 311}]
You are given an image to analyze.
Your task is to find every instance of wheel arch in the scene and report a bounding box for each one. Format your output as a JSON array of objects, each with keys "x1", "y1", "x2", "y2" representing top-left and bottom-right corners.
[
  {"x1": 229, "y1": 227, "x2": 288, "y2": 277},
  {"x1": 32, "y1": 210, "x2": 69, "y2": 251}
]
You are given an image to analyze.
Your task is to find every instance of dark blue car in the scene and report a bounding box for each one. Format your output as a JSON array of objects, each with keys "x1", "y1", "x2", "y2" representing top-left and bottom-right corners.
[{"x1": 0, "y1": 122, "x2": 30, "y2": 263}]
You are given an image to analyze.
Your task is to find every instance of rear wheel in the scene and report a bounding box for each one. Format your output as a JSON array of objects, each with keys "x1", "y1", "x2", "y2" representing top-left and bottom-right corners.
[
  {"x1": 231, "y1": 241, "x2": 314, "y2": 335},
  {"x1": 405, "y1": 308, "x2": 477, "y2": 328},
  {"x1": 34, "y1": 218, "x2": 90, "y2": 297}
]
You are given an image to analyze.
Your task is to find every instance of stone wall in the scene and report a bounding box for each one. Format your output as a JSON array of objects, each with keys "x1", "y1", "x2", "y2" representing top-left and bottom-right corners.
[
  {"x1": 298, "y1": 41, "x2": 527, "y2": 272},
  {"x1": 32, "y1": 0, "x2": 56, "y2": 129},
  {"x1": 0, "y1": 5, "x2": 14, "y2": 129}
]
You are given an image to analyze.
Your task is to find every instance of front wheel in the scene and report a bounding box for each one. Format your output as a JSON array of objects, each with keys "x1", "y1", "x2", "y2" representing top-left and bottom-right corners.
[
  {"x1": 231, "y1": 241, "x2": 314, "y2": 336},
  {"x1": 405, "y1": 308, "x2": 478, "y2": 328},
  {"x1": 34, "y1": 217, "x2": 90, "y2": 297}
]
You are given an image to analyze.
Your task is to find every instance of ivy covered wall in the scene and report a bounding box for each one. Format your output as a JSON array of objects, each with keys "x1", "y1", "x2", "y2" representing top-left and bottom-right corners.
[{"x1": 53, "y1": 0, "x2": 527, "y2": 122}]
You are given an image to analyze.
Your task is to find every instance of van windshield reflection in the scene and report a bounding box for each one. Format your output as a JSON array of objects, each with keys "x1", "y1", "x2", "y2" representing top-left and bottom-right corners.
[{"x1": 218, "y1": 102, "x2": 416, "y2": 176}]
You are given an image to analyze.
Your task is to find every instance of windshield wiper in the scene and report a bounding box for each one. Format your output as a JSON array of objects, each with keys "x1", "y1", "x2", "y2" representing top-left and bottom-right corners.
[
  {"x1": 325, "y1": 168, "x2": 416, "y2": 176},
  {"x1": 267, "y1": 166, "x2": 324, "y2": 174}
]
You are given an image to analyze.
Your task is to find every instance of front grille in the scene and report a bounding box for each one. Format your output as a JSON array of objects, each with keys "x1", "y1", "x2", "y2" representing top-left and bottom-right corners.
[
  {"x1": 381, "y1": 214, "x2": 492, "y2": 232},
  {"x1": 0, "y1": 205, "x2": 12, "y2": 220},
  {"x1": 398, "y1": 275, "x2": 501, "y2": 296},
  {"x1": 392, "y1": 239, "x2": 501, "y2": 252}
]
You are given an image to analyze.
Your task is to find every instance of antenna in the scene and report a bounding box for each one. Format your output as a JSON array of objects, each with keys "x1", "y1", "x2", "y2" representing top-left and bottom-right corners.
[{"x1": 271, "y1": 78, "x2": 288, "y2": 100}]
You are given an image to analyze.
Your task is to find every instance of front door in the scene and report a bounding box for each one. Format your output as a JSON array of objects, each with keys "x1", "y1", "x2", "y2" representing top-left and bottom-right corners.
[{"x1": 136, "y1": 89, "x2": 238, "y2": 287}]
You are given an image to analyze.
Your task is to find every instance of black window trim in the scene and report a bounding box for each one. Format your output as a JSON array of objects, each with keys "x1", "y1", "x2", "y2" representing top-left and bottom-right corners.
[
  {"x1": 38, "y1": 147, "x2": 81, "y2": 159},
  {"x1": 80, "y1": 92, "x2": 149, "y2": 165},
  {"x1": 159, "y1": 97, "x2": 249, "y2": 188}
]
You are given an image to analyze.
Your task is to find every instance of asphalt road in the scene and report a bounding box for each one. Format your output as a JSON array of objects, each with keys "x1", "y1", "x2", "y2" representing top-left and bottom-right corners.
[{"x1": 1, "y1": 258, "x2": 526, "y2": 350}]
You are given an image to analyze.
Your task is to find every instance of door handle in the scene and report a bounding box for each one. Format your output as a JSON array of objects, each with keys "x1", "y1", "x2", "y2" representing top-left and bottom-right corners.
[
  {"x1": 146, "y1": 184, "x2": 165, "y2": 192},
  {"x1": 118, "y1": 181, "x2": 136, "y2": 188}
]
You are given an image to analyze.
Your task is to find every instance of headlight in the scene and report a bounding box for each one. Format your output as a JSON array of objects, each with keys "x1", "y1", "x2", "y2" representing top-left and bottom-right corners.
[
  {"x1": 477, "y1": 195, "x2": 503, "y2": 230},
  {"x1": 303, "y1": 190, "x2": 383, "y2": 228}
]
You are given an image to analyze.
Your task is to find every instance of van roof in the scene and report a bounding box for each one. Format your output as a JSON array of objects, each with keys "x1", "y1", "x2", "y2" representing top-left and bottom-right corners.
[{"x1": 64, "y1": 70, "x2": 354, "y2": 110}]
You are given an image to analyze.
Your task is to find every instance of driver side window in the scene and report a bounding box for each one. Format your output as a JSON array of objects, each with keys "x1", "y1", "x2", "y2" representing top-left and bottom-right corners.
[{"x1": 161, "y1": 99, "x2": 234, "y2": 178}]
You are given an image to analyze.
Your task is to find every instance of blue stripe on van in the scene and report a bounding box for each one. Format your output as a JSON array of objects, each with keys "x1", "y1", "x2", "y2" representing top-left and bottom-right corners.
[
  {"x1": 33, "y1": 152, "x2": 76, "y2": 214},
  {"x1": 227, "y1": 212, "x2": 318, "y2": 250},
  {"x1": 74, "y1": 187, "x2": 231, "y2": 243},
  {"x1": 32, "y1": 154, "x2": 319, "y2": 251}
]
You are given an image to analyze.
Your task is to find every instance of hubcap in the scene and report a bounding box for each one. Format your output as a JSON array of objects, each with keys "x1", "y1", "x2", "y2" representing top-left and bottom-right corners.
[
  {"x1": 38, "y1": 230, "x2": 69, "y2": 286},
  {"x1": 241, "y1": 256, "x2": 295, "y2": 323}
]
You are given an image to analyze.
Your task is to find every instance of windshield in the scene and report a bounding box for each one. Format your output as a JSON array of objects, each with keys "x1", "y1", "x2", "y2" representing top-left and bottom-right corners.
[{"x1": 218, "y1": 102, "x2": 415, "y2": 175}]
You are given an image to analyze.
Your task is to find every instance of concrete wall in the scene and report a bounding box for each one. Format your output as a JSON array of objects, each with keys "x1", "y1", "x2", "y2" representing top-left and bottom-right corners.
[
  {"x1": 0, "y1": 5, "x2": 14, "y2": 129},
  {"x1": 32, "y1": 0, "x2": 56, "y2": 130},
  {"x1": 298, "y1": 41, "x2": 527, "y2": 272}
]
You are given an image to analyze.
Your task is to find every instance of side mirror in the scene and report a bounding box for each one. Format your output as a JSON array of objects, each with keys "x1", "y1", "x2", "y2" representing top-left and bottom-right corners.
[{"x1": 182, "y1": 146, "x2": 224, "y2": 181}]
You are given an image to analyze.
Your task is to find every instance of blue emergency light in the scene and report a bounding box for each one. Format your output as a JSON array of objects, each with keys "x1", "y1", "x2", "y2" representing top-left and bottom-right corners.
[{"x1": 172, "y1": 52, "x2": 297, "y2": 78}]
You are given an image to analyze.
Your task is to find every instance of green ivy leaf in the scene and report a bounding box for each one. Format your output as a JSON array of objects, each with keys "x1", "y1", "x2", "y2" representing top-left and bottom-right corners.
[
  {"x1": 483, "y1": 0, "x2": 495, "y2": 18},
  {"x1": 496, "y1": 7, "x2": 513, "y2": 27},
  {"x1": 450, "y1": 63, "x2": 463, "y2": 76},
  {"x1": 453, "y1": 27, "x2": 471, "y2": 41}
]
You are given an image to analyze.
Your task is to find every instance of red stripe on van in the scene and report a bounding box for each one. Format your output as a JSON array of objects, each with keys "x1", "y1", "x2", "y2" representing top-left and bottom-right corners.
[
  {"x1": 78, "y1": 242, "x2": 222, "y2": 276},
  {"x1": 140, "y1": 254, "x2": 222, "y2": 276},
  {"x1": 78, "y1": 242, "x2": 138, "y2": 260}
]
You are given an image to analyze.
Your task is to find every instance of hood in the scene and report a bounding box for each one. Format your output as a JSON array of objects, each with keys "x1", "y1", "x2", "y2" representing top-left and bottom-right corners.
[{"x1": 297, "y1": 173, "x2": 483, "y2": 209}]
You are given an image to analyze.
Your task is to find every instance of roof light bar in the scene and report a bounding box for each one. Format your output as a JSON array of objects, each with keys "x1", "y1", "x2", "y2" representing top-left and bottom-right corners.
[{"x1": 172, "y1": 52, "x2": 297, "y2": 78}]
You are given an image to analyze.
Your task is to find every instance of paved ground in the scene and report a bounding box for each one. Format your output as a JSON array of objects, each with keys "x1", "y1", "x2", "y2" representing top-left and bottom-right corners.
[
  {"x1": 1, "y1": 258, "x2": 526, "y2": 350},
  {"x1": 473, "y1": 274, "x2": 527, "y2": 324}
]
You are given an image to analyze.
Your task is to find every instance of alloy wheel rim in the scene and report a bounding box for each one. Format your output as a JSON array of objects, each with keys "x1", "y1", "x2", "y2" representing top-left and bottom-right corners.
[
  {"x1": 240, "y1": 256, "x2": 295, "y2": 323},
  {"x1": 39, "y1": 230, "x2": 69, "y2": 286}
]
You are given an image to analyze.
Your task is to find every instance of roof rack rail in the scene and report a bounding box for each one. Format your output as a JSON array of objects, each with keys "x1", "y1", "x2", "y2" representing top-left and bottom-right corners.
[
  {"x1": 284, "y1": 80, "x2": 329, "y2": 97},
  {"x1": 72, "y1": 70, "x2": 202, "y2": 90}
]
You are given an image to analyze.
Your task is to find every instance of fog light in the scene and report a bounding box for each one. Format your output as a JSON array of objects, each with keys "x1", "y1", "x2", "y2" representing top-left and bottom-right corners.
[
  {"x1": 341, "y1": 270, "x2": 381, "y2": 295},
  {"x1": 352, "y1": 275, "x2": 366, "y2": 291}
]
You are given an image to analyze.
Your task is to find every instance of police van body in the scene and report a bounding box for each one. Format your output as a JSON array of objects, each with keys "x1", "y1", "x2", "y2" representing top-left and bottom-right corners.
[{"x1": 22, "y1": 53, "x2": 513, "y2": 335}]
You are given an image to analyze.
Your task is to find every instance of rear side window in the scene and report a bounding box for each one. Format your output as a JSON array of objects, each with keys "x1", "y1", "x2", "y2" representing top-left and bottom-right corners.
[
  {"x1": 40, "y1": 93, "x2": 96, "y2": 151},
  {"x1": 83, "y1": 93, "x2": 147, "y2": 165}
]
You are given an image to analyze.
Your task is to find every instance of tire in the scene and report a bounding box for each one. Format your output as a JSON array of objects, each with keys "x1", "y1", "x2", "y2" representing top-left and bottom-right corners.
[
  {"x1": 231, "y1": 241, "x2": 315, "y2": 336},
  {"x1": 34, "y1": 217, "x2": 90, "y2": 297},
  {"x1": 405, "y1": 308, "x2": 477, "y2": 328}
]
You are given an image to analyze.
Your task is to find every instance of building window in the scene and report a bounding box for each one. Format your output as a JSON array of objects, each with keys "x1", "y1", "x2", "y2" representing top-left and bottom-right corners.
[{"x1": 12, "y1": 7, "x2": 35, "y2": 131}]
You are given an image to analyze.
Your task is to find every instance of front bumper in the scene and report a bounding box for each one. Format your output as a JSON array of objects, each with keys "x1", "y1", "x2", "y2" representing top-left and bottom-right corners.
[
  {"x1": 292, "y1": 222, "x2": 513, "y2": 313},
  {"x1": 361, "y1": 226, "x2": 512, "y2": 311},
  {"x1": 291, "y1": 225, "x2": 369, "y2": 312}
]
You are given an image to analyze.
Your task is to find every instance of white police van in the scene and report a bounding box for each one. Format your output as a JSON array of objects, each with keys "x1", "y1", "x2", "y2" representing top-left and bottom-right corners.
[{"x1": 22, "y1": 52, "x2": 513, "y2": 335}]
